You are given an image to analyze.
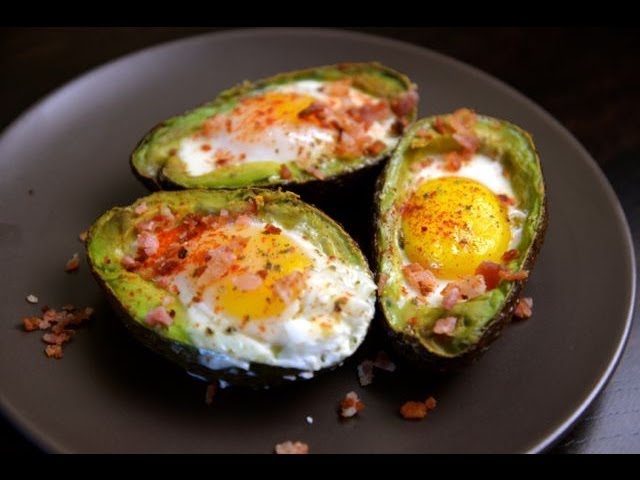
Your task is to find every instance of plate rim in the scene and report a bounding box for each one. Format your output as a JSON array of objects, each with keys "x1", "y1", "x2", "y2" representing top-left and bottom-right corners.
[{"x1": 0, "y1": 27, "x2": 636, "y2": 454}]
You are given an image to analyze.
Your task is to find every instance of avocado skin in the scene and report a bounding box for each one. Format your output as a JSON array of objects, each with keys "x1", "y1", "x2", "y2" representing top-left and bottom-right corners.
[
  {"x1": 130, "y1": 62, "x2": 417, "y2": 192},
  {"x1": 85, "y1": 189, "x2": 372, "y2": 388},
  {"x1": 374, "y1": 114, "x2": 548, "y2": 371}
]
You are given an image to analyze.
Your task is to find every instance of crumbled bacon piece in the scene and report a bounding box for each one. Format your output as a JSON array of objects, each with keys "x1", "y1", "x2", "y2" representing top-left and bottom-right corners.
[
  {"x1": 442, "y1": 286, "x2": 460, "y2": 310},
  {"x1": 274, "y1": 441, "x2": 309, "y2": 454},
  {"x1": 443, "y1": 151, "x2": 463, "y2": 172},
  {"x1": 452, "y1": 132, "x2": 480, "y2": 151},
  {"x1": 499, "y1": 269, "x2": 529, "y2": 281},
  {"x1": 232, "y1": 272, "x2": 263, "y2": 291},
  {"x1": 134, "y1": 202, "x2": 148, "y2": 215},
  {"x1": 357, "y1": 360, "x2": 375, "y2": 386},
  {"x1": 514, "y1": 297, "x2": 533, "y2": 320},
  {"x1": 137, "y1": 231, "x2": 159, "y2": 257},
  {"x1": 45, "y1": 345, "x2": 63, "y2": 359},
  {"x1": 340, "y1": 391, "x2": 365, "y2": 418},
  {"x1": 400, "y1": 401, "x2": 427, "y2": 420},
  {"x1": 121, "y1": 255, "x2": 140, "y2": 271},
  {"x1": 298, "y1": 102, "x2": 327, "y2": 122},
  {"x1": 273, "y1": 271, "x2": 306, "y2": 304},
  {"x1": 366, "y1": 140, "x2": 387, "y2": 156},
  {"x1": 279, "y1": 164, "x2": 292, "y2": 180},
  {"x1": 441, "y1": 275, "x2": 486, "y2": 309},
  {"x1": 302, "y1": 164, "x2": 326, "y2": 180},
  {"x1": 64, "y1": 253, "x2": 80, "y2": 272},
  {"x1": 497, "y1": 194, "x2": 516, "y2": 206},
  {"x1": 205, "y1": 383, "x2": 217, "y2": 405},
  {"x1": 145, "y1": 306, "x2": 173, "y2": 328},
  {"x1": 402, "y1": 263, "x2": 437, "y2": 296},
  {"x1": 475, "y1": 261, "x2": 504, "y2": 290},
  {"x1": 433, "y1": 317, "x2": 457, "y2": 336},
  {"x1": 400, "y1": 396, "x2": 437, "y2": 420},
  {"x1": 42, "y1": 331, "x2": 74, "y2": 345},
  {"x1": 502, "y1": 249, "x2": 520, "y2": 262},
  {"x1": 23, "y1": 317, "x2": 43, "y2": 331},
  {"x1": 390, "y1": 89, "x2": 419, "y2": 118},
  {"x1": 78, "y1": 230, "x2": 88, "y2": 242},
  {"x1": 22, "y1": 304, "x2": 93, "y2": 359},
  {"x1": 263, "y1": 224, "x2": 281, "y2": 235},
  {"x1": 202, "y1": 246, "x2": 237, "y2": 281}
]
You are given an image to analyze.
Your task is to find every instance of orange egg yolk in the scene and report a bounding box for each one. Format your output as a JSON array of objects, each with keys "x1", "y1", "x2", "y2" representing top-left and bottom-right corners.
[
  {"x1": 401, "y1": 177, "x2": 511, "y2": 279},
  {"x1": 190, "y1": 223, "x2": 312, "y2": 320}
]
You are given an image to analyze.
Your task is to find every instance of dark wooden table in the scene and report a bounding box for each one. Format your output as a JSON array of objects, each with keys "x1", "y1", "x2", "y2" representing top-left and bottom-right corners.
[{"x1": 1, "y1": 27, "x2": 638, "y2": 454}]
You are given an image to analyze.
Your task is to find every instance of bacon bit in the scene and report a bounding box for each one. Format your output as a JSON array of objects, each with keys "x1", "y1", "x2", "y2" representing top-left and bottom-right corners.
[
  {"x1": 452, "y1": 132, "x2": 480, "y2": 151},
  {"x1": 42, "y1": 331, "x2": 74, "y2": 345},
  {"x1": 433, "y1": 317, "x2": 457, "y2": 336},
  {"x1": 45, "y1": 345, "x2": 63, "y2": 359},
  {"x1": 390, "y1": 89, "x2": 419, "y2": 118},
  {"x1": 340, "y1": 391, "x2": 365, "y2": 418},
  {"x1": 23, "y1": 317, "x2": 43, "y2": 331},
  {"x1": 400, "y1": 401, "x2": 427, "y2": 420},
  {"x1": 408, "y1": 317, "x2": 418, "y2": 327},
  {"x1": 402, "y1": 263, "x2": 437, "y2": 296},
  {"x1": 137, "y1": 231, "x2": 159, "y2": 257},
  {"x1": 64, "y1": 253, "x2": 80, "y2": 272},
  {"x1": 373, "y1": 350, "x2": 396, "y2": 372},
  {"x1": 23, "y1": 304, "x2": 93, "y2": 358},
  {"x1": 203, "y1": 246, "x2": 237, "y2": 281},
  {"x1": 425, "y1": 396, "x2": 437, "y2": 411},
  {"x1": 279, "y1": 164, "x2": 292, "y2": 180},
  {"x1": 263, "y1": 224, "x2": 281, "y2": 235},
  {"x1": 498, "y1": 194, "x2": 516, "y2": 206},
  {"x1": 302, "y1": 164, "x2": 326, "y2": 180},
  {"x1": 400, "y1": 396, "x2": 437, "y2": 420},
  {"x1": 366, "y1": 140, "x2": 387, "y2": 156},
  {"x1": 514, "y1": 296, "x2": 533, "y2": 319},
  {"x1": 134, "y1": 202, "x2": 148, "y2": 215},
  {"x1": 273, "y1": 271, "x2": 306, "y2": 303},
  {"x1": 475, "y1": 261, "x2": 504, "y2": 290},
  {"x1": 377, "y1": 272, "x2": 389, "y2": 291},
  {"x1": 499, "y1": 269, "x2": 529, "y2": 281},
  {"x1": 78, "y1": 230, "x2": 88, "y2": 242},
  {"x1": 274, "y1": 441, "x2": 309, "y2": 455},
  {"x1": 449, "y1": 108, "x2": 476, "y2": 131},
  {"x1": 135, "y1": 219, "x2": 156, "y2": 233},
  {"x1": 442, "y1": 275, "x2": 486, "y2": 307},
  {"x1": 145, "y1": 306, "x2": 173, "y2": 328},
  {"x1": 298, "y1": 101, "x2": 327, "y2": 122},
  {"x1": 443, "y1": 151, "x2": 463, "y2": 172},
  {"x1": 205, "y1": 383, "x2": 217, "y2": 405},
  {"x1": 502, "y1": 249, "x2": 520, "y2": 262},
  {"x1": 442, "y1": 286, "x2": 460, "y2": 310},
  {"x1": 200, "y1": 144, "x2": 212, "y2": 152},
  {"x1": 391, "y1": 119, "x2": 405, "y2": 136},
  {"x1": 232, "y1": 272, "x2": 263, "y2": 292},
  {"x1": 236, "y1": 214, "x2": 252, "y2": 228},
  {"x1": 159, "y1": 205, "x2": 175, "y2": 223},
  {"x1": 121, "y1": 255, "x2": 140, "y2": 271},
  {"x1": 357, "y1": 360, "x2": 375, "y2": 386},
  {"x1": 162, "y1": 296, "x2": 173, "y2": 306},
  {"x1": 26, "y1": 294, "x2": 38, "y2": 304}
]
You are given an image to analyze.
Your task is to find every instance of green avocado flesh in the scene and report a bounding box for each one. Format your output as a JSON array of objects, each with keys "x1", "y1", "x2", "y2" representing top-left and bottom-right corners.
[
  {"x1": 86, "y1": 189, "x2": 373, "y2": 386},
  {"x1": 131, "y1": 63, "x2": 417, "y2": 190},
  {"x1": 375, "y1": 112, "x2": 546, "y2": 362}
]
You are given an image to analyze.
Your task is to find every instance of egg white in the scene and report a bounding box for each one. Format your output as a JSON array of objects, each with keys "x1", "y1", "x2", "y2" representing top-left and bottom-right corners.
[
  {"x1": 171, "y1": 219, "x2": 376, "y2": 372},
  {"x1": 401, "y1": 153, "x2": 527, "y2": 307},
  {"x1": 178, "y1": 80, "x2": 397, "y2": 177}
]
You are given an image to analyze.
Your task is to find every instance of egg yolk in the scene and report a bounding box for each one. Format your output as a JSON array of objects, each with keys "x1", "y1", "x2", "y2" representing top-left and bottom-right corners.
[
  {"x1": 401, "y1": 177, "x2": 511, "y2": 279},
  {"x1": 190, "y1": 224, "x2": 312, "y2": 321},
  {"x1": 238, "y1": 91, "x2": 316, "y2": 127}
]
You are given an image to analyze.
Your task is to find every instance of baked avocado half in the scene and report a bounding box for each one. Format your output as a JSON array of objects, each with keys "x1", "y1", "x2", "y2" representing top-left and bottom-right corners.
[
  {"x1": 131, "y1": 62, "x2": 417, "y2": 191},
  {"x1": 87, "y1": 189, "x2": 376, "y2": 387},
  {"x1": 375, "y1": 109, "x2": 547, "y2": 370}
]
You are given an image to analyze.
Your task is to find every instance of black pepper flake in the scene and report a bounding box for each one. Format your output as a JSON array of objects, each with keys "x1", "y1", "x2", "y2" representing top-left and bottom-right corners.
[{"x1": 169, "y1": 310, "x2": 176, "y2": 318}]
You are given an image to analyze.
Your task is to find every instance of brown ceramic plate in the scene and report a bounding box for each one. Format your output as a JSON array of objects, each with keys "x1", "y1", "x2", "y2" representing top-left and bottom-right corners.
[{"x1": 0, "y1": 29, "x2": 635, "y2": 453}]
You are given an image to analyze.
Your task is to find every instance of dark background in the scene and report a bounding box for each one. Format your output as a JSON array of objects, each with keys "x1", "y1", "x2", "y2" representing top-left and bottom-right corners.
[{"x1": 1, "y1": 27, "x2": 638, "y2": 454}]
